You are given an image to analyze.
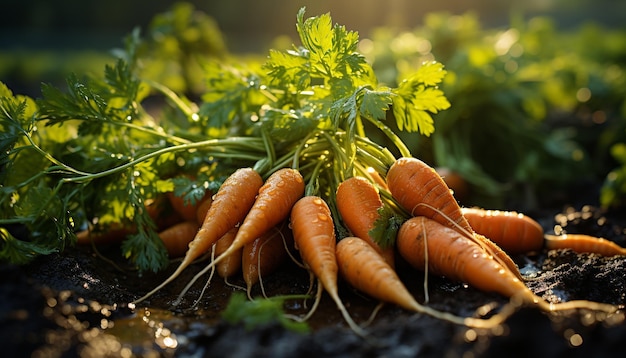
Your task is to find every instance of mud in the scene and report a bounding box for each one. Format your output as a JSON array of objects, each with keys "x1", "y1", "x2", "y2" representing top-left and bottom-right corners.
[{"x1": 2, "y1": 205, "x2": 626, "y2": 357}]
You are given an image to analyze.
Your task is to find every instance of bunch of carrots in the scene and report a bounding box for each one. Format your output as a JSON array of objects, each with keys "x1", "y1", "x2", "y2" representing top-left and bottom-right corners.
[
  {"x1": 60, "y1": 9, "x2": 621, "y2": 336},
  {"x1": 78, "y1": 156, "x2": 623, "y2": 335}
]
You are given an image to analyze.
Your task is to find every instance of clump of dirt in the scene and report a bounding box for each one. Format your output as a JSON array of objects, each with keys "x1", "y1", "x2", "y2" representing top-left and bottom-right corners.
[{"x1": 2, "y1": 205, "x2": 626, "y2": 357}]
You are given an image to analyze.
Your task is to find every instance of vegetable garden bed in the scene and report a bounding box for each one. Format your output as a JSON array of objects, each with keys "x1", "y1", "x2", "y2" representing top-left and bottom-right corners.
[
  {"x1": 2, "y1": 4, "x2": 626, "y2": 358},
  {"x1": 2, "y1": 205, "x2": 626, "y2": 357}
]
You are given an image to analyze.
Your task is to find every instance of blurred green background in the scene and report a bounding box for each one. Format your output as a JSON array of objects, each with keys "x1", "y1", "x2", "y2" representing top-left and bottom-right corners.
[
  {"x1": 2, "y1": 0, "x2": 626, "y2": 210},
  {"x1": 2, "y1": 0, "x2": 624, "y2": 95}
]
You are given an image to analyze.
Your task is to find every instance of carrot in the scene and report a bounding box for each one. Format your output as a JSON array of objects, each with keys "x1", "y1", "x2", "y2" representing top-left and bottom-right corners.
[
  {"x1": 387, "y1": 157, "x2": 473, "y2": 234},
  {"x1": 168, "y1": 191, "x2": 199, "y2": 223},
  {"x1": 76, "y1": 197, "x2": 180, "y2": 246},
  {"x1": 76, "y1": 225, "x2": 134, "y2": 246},
  {"x1": 397, "y1": 216, "x2": 618, "y2": 314},
  {"x1": 336, "y1": 236, "x2": 509, "y2": 328},
  {"x1": 158, "y1": 221, "x2": 200, "y2": 258},
  {"x1": 544, "y1": 234, "x2": 626, "y2": 256},
  {"x1": 242, "y1": 224, "x2": 292, "y2": 299},
  {"x1": 177, "y1": 168, "x2": 305, "y2": 300},
  {"x1": 473, "y1": 233, "x2": 523, "y2": 281},
  {"x1": 336, "y1": 176, "x2": 395, "y2": 267},
  {"x1": 195, "y1": 194, "x2": 213, "y2": 224},
  {"x1": 386, "y1": 157, "x2": 521, "y2": 279},
  {"x1": 461, "y1": 207, "x2": 544, "y2": 254},
  {"x1": 290, "y1": 195, "x2": 366, "y2": 335},
  {"x1": 214, "y1": 228, "x2": 242, "y2": 279},
  {"x1": 435, "y1": 167, "x2": 469, "y2": 203},
  {"x1": 132, "y1": 167, "x2": 263, "y2": 304},
  {"x1": 365, "y1": 166, "x2": 388, "y2": 191}
]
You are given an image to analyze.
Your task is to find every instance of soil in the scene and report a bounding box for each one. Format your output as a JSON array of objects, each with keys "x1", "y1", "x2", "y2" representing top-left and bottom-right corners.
[{"x1": 2, "y1": 205, "x2": 626, "y2": 358}]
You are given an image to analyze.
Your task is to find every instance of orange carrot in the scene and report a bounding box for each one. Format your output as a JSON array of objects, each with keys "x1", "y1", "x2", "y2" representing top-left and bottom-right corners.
[
  {"x1": 132, "y1": 167, "x2": 263, "y2": 304},
  {"x1": 474, "y1": 233, "x2": 523, "y2": 281},
  {"x1": 336, "y1": 176, "x2": 395, "y2": 267},
  {"x1": 386, "y1": 158, "x2": 522, "y2": 279},
  {"x1": 397, "y1": 216, "x2": 618, "y2": 314},
  {"x1": 168, "y1": 191, "x2": 199, "y2": 223},
  {"x1": 76, "y1": 225, "x2": 134, "y2": 246},
  {"x1": 177, "y1": 168, "x2": 305, "y2": 300},
  {"x1": 336, "y1": 236, "x2": 506, "y2": 328},
  {"x1": 158, "y1": 221, "x2": 199, "y2": 258},
  {"x1": 242, "y1": 224, "x2": 292, "y2": 298},
  {"x1": 76, "y1": 197, "x2": 180, "y2": 246},
  {"x1": 435, "y1": 167, "x2": 469, "y2": 203},
  {"x1": 387, "y1": 157, "x2": 473, "y2": 234},
  {"x1": 195, "y1": 194, "x2": 213, "y2": 224},
  {"x1": 544, "y1": 234, "x2": 626, "y2": 256},
  {"x1": 290, "y1": 196, "x2": 365, "y2": 335},
  {"x1": 462, "y1": 207, "x2": 544, "y2": 254},
  {"x1": 214, "y1": 228, "x2": 242, "y2": 279},
  {"x1": 365, "y1": 166, "x2": 389, "y2": 191}
]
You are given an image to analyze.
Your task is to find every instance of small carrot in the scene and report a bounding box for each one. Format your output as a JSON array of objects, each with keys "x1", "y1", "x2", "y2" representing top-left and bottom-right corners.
[
  {"x1": 336, "y1": 236, "x2": 508, "y2": 329},
  {"x1": 76, "y1": 225, "x2": 133, "y2": 246},
  {"x1": 387, "y1": 157, "x2": 473, "y2": 234},
  {"x1": 290, "y1": 195, "x2": 366, "y2": 335},
  {"x1": 336, "y1": 176, "x2": 395, "y2": 267},
  {"x1": 132, "y1": 167, "x2": 264, "y2": 304},
  {"x1": 76, "y1": 197, "x2": 179, "y2": 246},
  {"x1": 242, "y1": 224, "x2": 292, "y2": 299},
  {"x1": 158, "y1": 221, "x2": 199, "y2": 258},
  {"x1": 167, "y1": 191, "x2": 199, "y2": 223},
  {"x1": 365, "y1": 166, "x2": 388, "y2": 191},
  {"x1": 214, "y1": 228, "x2": 242, "y2": 279},
  {"x1": 461, "y1": 207, "x2": 544, "y2": 254},
  {"x1": 544, "y1": 234, "x2": 626, "y2": 256},
  {"x1": 177, "y1": 168, "x2": 305, "y2": 300},
  {"x1": 397, "y1": 216, "x2": 618, "y2": 314}
]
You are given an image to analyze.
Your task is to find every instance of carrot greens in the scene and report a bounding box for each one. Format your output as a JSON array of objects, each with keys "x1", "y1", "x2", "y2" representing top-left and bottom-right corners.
[{"x1": 0, "y1": 7, "x2": 449, "y2": 272}]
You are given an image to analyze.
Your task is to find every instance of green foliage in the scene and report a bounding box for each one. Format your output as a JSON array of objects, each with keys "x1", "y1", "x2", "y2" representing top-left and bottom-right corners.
[
  {"x1": 221, "y1": 292, "x2": 310, "y2": 333},
  {"x1": 362, "y1": 12, "x2": 626, "y2": 209},
  {"x1": 600, "y1": 143, "x2": 626, "y2": 209},
  {"x1": 0, "y1": 5, "x2": 450, "y2": 271},
  {"x1": 130, "y1": 1, "x2": 228, "y2": 95}
]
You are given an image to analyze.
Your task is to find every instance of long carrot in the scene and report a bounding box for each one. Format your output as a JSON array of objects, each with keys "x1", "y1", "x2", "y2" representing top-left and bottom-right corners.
[
  {"x1": 242, "y1": 224, "x2": 292, "y2": 299},
  {"x1": 158, "y1": 221, "x2": 200, "y2": 258},
  {"x1": 336, "y1": 176, "x2": 395, "y2": 267},
  {"x1": 461, "y1": 207, "x2": 544, "y2": 254},
  {"x1": 132, "y1": 167, "x2": 263, "y2": 304},
  {"x1": 177, "y1": 168, "x2": 305, "y2": 300},
  {"x1": 386, "y1": 157, "x2": 473, "y2": 234},
  {"x1": 336, "y1": 236, "x2": 509, "y2": 329},
  {"x1": 397, "y1": 216, "x2": 618, "y2": 314},
  {"x1": 544, "y1": 234, "x2": 626, "y2": 256},
  {"x1": 386, "y1": 157, "x2": 521, "y2": 279},
  {"x1": 290, "y1": 195, "x2": 365, "y2": 336}
]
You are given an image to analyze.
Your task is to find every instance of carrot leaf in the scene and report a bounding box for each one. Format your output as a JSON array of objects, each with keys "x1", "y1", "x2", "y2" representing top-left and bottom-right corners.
[
  {"x1": 392, "y1": 61, "x2": 450, "y2": 136},
  {"x1": 221, "y1": 292, "x2": 310, "y2": 333},
  {"x1": 369, "y1": 205, "x2": 405, "y2": 249}
]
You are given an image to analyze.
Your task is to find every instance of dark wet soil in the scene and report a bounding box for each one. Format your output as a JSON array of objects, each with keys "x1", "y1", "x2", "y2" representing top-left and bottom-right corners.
[{"x1": 2, "y1": 205, "x2": 626, "y2": 358}]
